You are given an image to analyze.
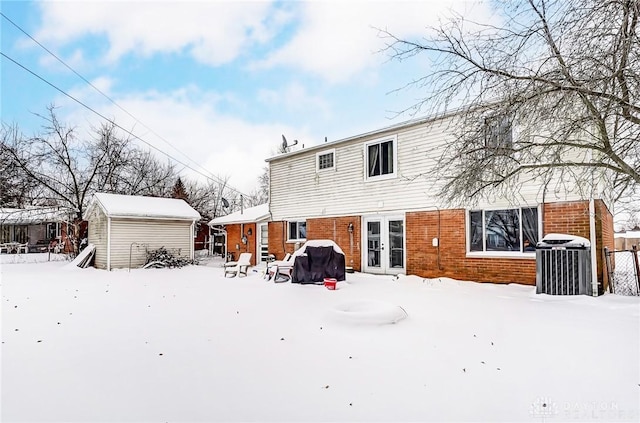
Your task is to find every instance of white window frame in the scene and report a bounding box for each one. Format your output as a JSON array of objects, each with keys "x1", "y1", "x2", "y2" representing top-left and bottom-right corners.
[
  {"x1": 46, "y1": 222, "x2": 61, "y2": 240},
  {"x1": 466, "y1": 205, "x2": 541, "y2": 258},
  {"x1": 316, "y1": 149, "x2": 336, "y2": 172},
  {"x1": 287, "y1": 220, "x2": 307, "y2": 242},
  {"x1": 364, "y1": 135, "x2": 397, "y2": 182}
]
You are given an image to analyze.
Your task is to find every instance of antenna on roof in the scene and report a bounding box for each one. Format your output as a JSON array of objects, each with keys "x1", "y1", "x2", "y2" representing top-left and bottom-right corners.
[
  {"x1": 222, "y1": 198, "x2": 229, "y2": 208},
  {"x1": 281, "y1": 134, "x2": 298, "y2": 151}
]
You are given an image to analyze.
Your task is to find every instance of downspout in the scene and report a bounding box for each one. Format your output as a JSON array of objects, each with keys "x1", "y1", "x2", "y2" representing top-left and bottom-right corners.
[
  {"x1": 589, "y1": 199, "x2": 598, "y2": 296},
  {"x1": 588, "y1": 144, "x2": 598, "y2": 296},
  {"x1": 107, "y1": 216, "x2": 112, "y2": 271},
  {"x1": 190, "y1": 220, "x2": 195, "y2": 260}
]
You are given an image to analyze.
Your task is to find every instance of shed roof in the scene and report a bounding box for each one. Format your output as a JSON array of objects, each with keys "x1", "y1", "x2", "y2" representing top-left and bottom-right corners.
[
  {"x1": 209, "y1": 203, "x2": 270, "y2": 226},
  {"x1": 88, "y1": 193, "x2": 201, "y2": 220}
]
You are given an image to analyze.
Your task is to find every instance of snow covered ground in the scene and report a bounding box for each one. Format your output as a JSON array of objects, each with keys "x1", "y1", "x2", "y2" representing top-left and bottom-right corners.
[{"x1": 1, "y1": 254, "x2": 639, "y2": 422}]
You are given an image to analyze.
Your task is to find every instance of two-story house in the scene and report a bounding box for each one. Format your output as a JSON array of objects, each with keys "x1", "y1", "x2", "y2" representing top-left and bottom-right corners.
[{"x1": 264, "y1": 111, "x2": 614, "y2": 289}]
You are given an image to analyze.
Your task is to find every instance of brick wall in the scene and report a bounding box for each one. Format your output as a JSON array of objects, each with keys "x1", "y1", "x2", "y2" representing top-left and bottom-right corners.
[
  {"x1": 268, "y1": 221, "x2": 290, "y2": 260},
  {"x1": 543, "y1": 201, "x2": 591, "y2": 238},
  {"x1": 307, "y1": 216, "x2": 361, "y2": 270},
  {"x1": 268, "y1": 217, "x2": 362, "y2": 270},
  {"x1": 406, "y1": 200, "x2": 612, "y2": 286},
  {"x1": 406, "y1": 209, "x2": 537, "y2": 284},
  {"x1": 224, "y1": 223, "x2": 257, "y2": 265},
  {"x1": 596, "y1": 200, "x2": 614, "y2": 292},
  {"x1": 266, "y1": 199, "x2": 613, "y2": 288}
]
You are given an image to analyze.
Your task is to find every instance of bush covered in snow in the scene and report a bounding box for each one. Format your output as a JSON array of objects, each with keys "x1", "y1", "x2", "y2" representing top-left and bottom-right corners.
[{"x1": 144, "y1": 246, "x2": 193, "y2": 268}]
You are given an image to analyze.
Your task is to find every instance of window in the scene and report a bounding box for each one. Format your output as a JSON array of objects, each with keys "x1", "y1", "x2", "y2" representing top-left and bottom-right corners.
[
  {"x1": 469, "y1": 207, "x2": 538, "y2": 253},
  {"x1": 1, "y1": 226, "x2": 10, "y2": 243},
  {"x1": 14, "y1": 225, "x2": 28, "y2": 243},
  {"x1": 365, "y1": 136, "x2": 397, "y2": 180},
  {"x1": 484, "y1": 114, "x2": 513, "y2": 150},
  {"x1": 46, "y1": 222, "x2": 60, "y2": 240},
  {"x1": 288, "y1": 221, "x2": 307, "y2": 241},
  {"x1": 316, "y1": 150, "x2": 335, "y2": 171}
]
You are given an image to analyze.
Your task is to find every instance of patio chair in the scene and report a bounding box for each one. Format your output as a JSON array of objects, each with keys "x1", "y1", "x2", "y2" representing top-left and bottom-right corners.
[
  {"x1": 0, "y1": 244, "x2": 8, "y2": 254},
  {"x1": 224, "y1": 252, "x2": 252, "y2": 277},
  {"x1": 17, "y1": 242, "x2": 29, "y2": 254},
  {"x1": 266, "y1": 252, "x2": 294, "y2": 282}
]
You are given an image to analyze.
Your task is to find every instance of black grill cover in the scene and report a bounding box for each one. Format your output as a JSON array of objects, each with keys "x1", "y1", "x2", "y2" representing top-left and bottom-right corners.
[{"x1": 291, "y1": 245, "x2": 346, "y2": 284}]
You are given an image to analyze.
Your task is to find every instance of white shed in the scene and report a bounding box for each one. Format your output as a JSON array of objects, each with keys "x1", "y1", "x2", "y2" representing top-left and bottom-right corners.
[{"x1": 85, "y1": 193, "x2": 201, "y2": 270}]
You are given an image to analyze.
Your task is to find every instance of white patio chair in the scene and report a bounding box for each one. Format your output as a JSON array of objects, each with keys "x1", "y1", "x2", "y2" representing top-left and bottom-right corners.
[
  {"x1": 266, "y1": 252, "x2": 294, "y2": 281},
  {"x1": 224, "y1": 253, "x2": 252, "y2": 277},
  {"x1": 0, "y1": 244, "x2": 8, "y2": 254},
  {"x1": 17, "y1": 242, "x2": 29, "y2": 254}
]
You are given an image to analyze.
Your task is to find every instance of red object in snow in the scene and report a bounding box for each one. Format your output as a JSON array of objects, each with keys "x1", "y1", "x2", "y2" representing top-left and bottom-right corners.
[{"x1": 324, "y1": 278, "x2": 337, "y2": 290}]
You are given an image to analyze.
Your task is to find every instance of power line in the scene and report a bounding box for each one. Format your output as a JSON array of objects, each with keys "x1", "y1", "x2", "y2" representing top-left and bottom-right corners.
[
  {"x1": 0, "y1": 50, "x2": 249, "y2": 198},
  {"x1": 0, "y1": 11, "x2": 235, "y2": 191}
]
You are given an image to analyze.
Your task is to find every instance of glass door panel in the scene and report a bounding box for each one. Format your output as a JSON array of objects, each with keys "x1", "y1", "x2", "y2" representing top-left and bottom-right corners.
[
  {"x1": 367, "y1": 221, "x2": 381, "y2": 268},
  {"x1": 388, "y1": 220, "x2": 404, "y2": 269}
]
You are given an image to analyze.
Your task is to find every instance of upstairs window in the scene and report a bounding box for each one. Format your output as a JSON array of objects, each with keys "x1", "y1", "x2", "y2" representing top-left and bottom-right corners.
[
  {"x1": 469, "y1": 207, "x2": 538, "y2": 253},
  {"x1": 484, "y1": 114, "x2": 513, "y2": 150},
  {"x1": 288, "y1": 220, "x2": 307, "y2": 241},
  {"x1": 365, "y1": 136, "x2": 397, "y2": 180},
  {"x1": 316, "y1": 150, "x2": 335, "y2": 171}
]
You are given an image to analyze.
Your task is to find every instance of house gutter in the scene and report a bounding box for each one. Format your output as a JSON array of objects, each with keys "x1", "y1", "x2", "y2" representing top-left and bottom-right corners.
[{"x1": 589, "y1": 198, "x2": 598, "y2": 296}]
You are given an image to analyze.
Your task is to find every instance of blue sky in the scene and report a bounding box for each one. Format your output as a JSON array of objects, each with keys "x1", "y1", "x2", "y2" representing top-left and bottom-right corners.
[{"x1": 1, "y1": 0, "x2": 492, "y2": 194}]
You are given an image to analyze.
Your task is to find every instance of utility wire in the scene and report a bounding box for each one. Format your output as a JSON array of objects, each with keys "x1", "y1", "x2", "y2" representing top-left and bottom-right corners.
[
  {"x1": 0, "y1": 50, "x2": 249, "y2": 198},
  {"x1": 0, "y1": 12, "x2": 249, "y2": 198},
  {"x1": 0, "y1": 11, "x2": 228, "y2": 189}
]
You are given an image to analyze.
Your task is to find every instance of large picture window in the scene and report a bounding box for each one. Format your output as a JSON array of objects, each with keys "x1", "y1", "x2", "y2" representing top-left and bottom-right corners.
[
  {"x1": 365, "y1": 136, "x2": 396, "y2": 180},
  {"x1": 288, "y1": 220, "x2": 307, "y2": 241},
  {"x1": 469, "y1": 207, "x2": 538, "y2": 253}
]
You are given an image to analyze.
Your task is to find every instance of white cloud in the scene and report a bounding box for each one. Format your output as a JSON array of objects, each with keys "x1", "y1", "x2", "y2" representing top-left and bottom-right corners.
[
  {"x1": 57, "y1": 81, "x2": 310, "y2": 195},
  {"x1": 35, "y1": 1, "x2": 279, "y2": 66},
  {"x1": 35, "y1": 1, "x2": 494, "y2": 83},
  {"x1": 257, "y1": 81, "x2": 330, "y2": 117},
  {"x1": 253, "y1": 0, "x2": 494, "y2": 83}
]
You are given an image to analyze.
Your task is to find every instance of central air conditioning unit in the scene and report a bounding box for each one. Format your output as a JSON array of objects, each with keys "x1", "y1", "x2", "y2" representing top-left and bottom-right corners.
[{"x1": 536, "y1": 233, "x2": 593, "y2": 295}]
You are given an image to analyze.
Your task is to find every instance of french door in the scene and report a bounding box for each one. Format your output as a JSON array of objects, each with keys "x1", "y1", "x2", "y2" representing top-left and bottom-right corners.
[{"x1": 363, "y1": 215, "x2": 405, "y2": 274}]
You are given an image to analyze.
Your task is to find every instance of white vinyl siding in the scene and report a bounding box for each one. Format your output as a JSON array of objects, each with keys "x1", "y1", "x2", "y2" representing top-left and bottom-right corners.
[
  {"x1": 108, "y1": 219, "x2": 193, "y2": 269},
  {"x1": 268, "y1": 114, "x2": 589, "y2": 221}
]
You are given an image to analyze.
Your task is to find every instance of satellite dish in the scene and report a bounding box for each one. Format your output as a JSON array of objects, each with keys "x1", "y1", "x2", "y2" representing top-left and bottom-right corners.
[
  {"x1": 222, "y1": 198, "x2": 229, "y2": 208},
  {"x1": 281, "y1": 134, "x2": 299, "y2": 151}
]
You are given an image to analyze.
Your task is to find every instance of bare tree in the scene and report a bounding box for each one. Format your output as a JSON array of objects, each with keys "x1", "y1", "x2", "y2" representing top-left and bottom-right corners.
[
  {"x1": 122, "y1": 151, "x2": 177, "y2": 197},
  {"x1": 1, "y1": 106, "x2": 132, "y2": 220},
  {"x1": 0, "y1": 124, "x2": 39, "y2": 207},
  {"x1": 380, "y1": 0, "x2": 639, "y2": 205},
  {"x1": 177, "y1": 175, "x2": 236, "y2": 220},
  {"x1": 245, "y1": 140, "x2": 289, "y2": 207},
  {"x1": 250, "y1": 166, "x2": 270, "y2": 206}
]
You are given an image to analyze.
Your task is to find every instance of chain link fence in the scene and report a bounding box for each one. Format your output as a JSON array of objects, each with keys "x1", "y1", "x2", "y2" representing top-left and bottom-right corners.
[{"x1": 604, "y1": 246, "x2": 640, "y2": 296}]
